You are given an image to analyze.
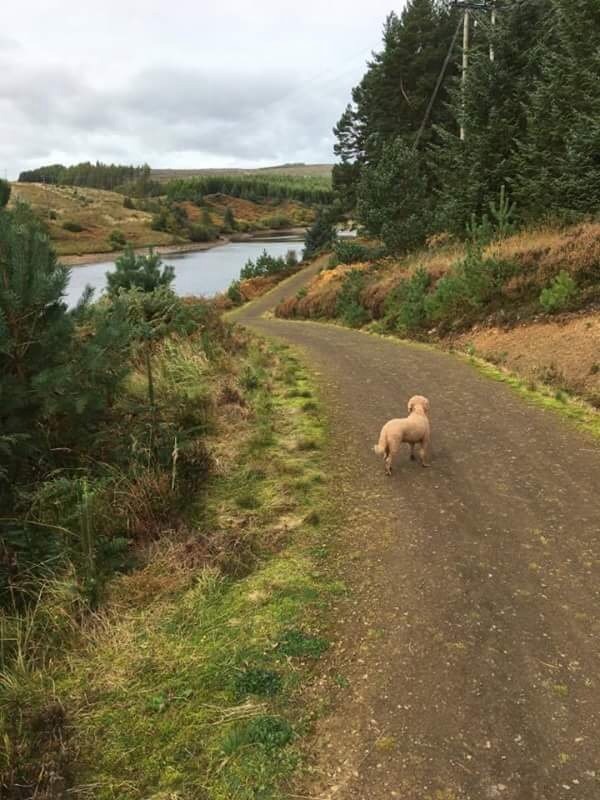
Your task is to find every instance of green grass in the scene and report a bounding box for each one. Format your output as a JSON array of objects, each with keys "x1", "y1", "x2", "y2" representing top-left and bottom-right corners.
[
  {"x1": 464, "y1": 354, "x2": 600, "y2": 441},
  {"x1": 37, "y1": 340, "x2": 336, "y2": 799}
]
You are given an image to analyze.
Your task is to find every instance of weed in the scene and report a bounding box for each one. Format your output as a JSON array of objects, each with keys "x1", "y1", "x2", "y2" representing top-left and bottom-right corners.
[
  {"x1": 222, "y1": 715, "x2": 294, "y2": 754},
  {"x1": 234, "y1": 667, "x2": 282, "y2": 697},
  {"x1": 540, "y1": 270, "x2": 577, "y2": 313},
  {"x1": 277, "y1": 627, "x2": 328, "y2": 658}
]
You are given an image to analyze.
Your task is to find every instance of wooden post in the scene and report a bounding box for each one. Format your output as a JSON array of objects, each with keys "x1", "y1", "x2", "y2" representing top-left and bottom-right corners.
[{"x1": 460, "y1": 9, "x2": 470, "y2": 141}]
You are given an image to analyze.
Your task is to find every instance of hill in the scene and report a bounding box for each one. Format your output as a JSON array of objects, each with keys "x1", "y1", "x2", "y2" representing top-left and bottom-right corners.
[
  {"x1": 151, "y1": 163, "x2": 332, "y2": 182},
  {"x1": 9, "y1": 182, "x2": 314, "y2": 258},
  {"x1": 275, "y1": 222, "x2": 600, "y2": 408}
]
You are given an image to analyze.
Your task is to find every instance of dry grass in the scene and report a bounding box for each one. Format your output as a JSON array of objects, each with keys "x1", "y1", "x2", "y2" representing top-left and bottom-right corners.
[
  {"x1": 9, "y1": 182, "x2": 175, "y2": 256},
  {"x1": 151, "y1": 164, "x2": 333, "y2": 182},
  {"x1": 9, "y1": 183, "x2": 313, "y2": 259},
  {"x1": 277, "y1": 221, "x2": 600, "y2": 321}
]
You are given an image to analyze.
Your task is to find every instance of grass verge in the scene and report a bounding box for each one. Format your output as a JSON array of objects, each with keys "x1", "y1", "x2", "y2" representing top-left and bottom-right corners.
[
  {"x1": 458, "y1": 352, "x2": 600, "y2": 441},
  {"x1": 1, "y1": 338, "x2": 339, "y2": 799}
]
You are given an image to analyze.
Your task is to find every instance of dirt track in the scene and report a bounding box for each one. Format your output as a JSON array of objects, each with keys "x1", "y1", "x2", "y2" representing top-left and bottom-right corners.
[{"x1": 233, "y1": 261, "x2": 600, "y2": 800}]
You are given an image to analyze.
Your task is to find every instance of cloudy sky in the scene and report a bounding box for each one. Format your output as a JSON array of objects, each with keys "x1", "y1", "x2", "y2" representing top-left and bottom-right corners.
[{"x1": 1, "y1": 1, "x2": 402, "y2": 179}]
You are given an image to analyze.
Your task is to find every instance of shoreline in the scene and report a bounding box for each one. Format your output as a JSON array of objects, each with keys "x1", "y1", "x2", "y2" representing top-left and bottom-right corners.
[{"x1": 61, "y1": 227, "x2": 307, "y2": 267}]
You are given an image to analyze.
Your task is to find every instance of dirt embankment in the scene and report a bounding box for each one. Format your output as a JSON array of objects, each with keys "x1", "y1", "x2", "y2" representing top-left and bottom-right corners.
[
  {"x1": 275, "y1": 222, "x2": 600, "y2": 405},
  {"x1": 452, "y1": 312, "x2": 600, "y2": 405}
]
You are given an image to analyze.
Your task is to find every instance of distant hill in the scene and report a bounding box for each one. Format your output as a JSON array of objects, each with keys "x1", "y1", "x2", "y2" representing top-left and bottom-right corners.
[{"x1": 151, "y1": 163, "x2": 332, "y2": 183}]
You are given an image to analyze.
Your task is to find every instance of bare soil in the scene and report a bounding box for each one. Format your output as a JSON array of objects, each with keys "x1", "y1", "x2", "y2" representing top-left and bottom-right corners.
[
  {"x1": 452, "y1": 314, "x2": 600, "y2": 404},
  {"x1": 233, "y1": 261, "x2": 600, "y2": 800}
]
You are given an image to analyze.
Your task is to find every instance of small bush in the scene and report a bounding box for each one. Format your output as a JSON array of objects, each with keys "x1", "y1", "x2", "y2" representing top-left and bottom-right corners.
[
  {"x1": 62, "y1": 220, "x2": 83, "y2": 233},
  {"x1": 109, "y1": 229, "x2": 127, "y2": 249},
  {"x1": 262, "y1": 214, "x2": 292, "y2": 230},
  {"x1": 285, "y1": 249, "x2": 299, "y2": 267},
  {"x1": 335, "y1": 269, "x2": 369, "y2": 328},
  {"x1": 384, "y1": 267, "x2": 431, "y2": 333},
  {"x1": 188, "y1": 223, "x2": 217, "y2": 242},
  {"x1": 333, "y1": 240, "x2": 386, "y2": 265},
  {"x1": 539, "y1": 270, "x2": 577, "y2": 313},
  {"x1": 48, "y1": 209, "x2": 57, "y2": 220},
  {"x1": 227, "y1": 280, "x2": 243, "y2": 305},
  {"x1": 123, "y1": 196, "x2": 134, "y2": 209}
]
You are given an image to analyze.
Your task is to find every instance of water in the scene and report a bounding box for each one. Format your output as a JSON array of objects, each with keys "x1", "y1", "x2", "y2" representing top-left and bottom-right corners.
[{"x1": 64, "y1": 236, "x2": 304, "y2": 307}]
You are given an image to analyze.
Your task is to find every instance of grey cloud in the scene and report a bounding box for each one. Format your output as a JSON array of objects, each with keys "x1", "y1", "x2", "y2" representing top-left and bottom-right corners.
[{"x1": 0, "y1": 0, "x2": 396, "y2": 177}]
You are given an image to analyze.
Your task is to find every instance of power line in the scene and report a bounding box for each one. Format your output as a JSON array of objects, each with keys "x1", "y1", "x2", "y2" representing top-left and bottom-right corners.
[{"x1": 413, "y1": 13, "x2": 464, "y2": 151}]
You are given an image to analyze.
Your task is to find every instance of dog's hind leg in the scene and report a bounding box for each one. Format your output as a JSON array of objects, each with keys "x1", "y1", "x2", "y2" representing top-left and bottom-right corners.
[
  {"x1": 410, "y1": 443, "x2": 416, "y2": 461},
  {"x1": 384, "y1": 446, "x2": 393, "y2": 476},
  {"x1": 419, "y1": 436, "x2": 431, "y2": 468}
]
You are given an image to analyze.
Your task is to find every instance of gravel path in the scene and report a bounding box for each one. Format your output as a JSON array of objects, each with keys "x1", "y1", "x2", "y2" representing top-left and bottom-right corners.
[{"x1": 233, "y1": 261, "x2": 600, "y2": 800}]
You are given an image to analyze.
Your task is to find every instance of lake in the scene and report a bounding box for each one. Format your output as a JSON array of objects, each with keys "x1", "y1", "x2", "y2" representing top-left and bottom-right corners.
[{"x1": 64, "y1": 236, "x2": 304, "y2": 307}]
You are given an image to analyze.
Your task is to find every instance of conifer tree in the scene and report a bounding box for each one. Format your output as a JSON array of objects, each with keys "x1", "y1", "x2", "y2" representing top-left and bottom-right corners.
[
  {"x1": 106, "y1": 246, "x2": 175, "y2": 296},
  {"x1": 0, "y1": 204, "x2": 130, "y2": 484},
  {"x1": 0, "y1": 180, "x2": 10, "y2": 208},
  {"x1": 514, "y1": 0, "x2": 600, "y2": 217},
  {"x1": 429, "y1": 0, "x2": 551, "y2": 233}
]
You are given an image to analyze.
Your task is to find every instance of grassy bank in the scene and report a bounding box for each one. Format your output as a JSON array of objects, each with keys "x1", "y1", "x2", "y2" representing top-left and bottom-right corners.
[
  {"x1": 274, "y1": 222, "x2": 600, "y2": 410},
  {"x1": 8, "y1": 183, "x2": 314, "y2": 258},
  {"x1": 1, "y1": 329, "x2": 338, "y2": 799}
]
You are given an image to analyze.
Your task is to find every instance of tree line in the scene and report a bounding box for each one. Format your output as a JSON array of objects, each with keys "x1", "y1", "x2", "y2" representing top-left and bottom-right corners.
[
  {"x1": 165, "y1": 174, "x2": 334, "y2": 205},
  {"x1": 18, "y1": 161, "x2": 160, "y2": 194},
  {"x1": 332, "y1": 0, "x2": 600, "y2": 251}
]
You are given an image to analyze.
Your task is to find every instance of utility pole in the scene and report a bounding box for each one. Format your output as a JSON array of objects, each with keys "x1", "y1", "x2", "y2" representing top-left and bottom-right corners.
[
  {"x1": 455, "y1": 1, "x2": 493, "y2": 141},
  {"x1": 490, "y1": 2, "x2": 497, "y2": 63},
  {"x1": 460, "y1": 8, "x2": 470, "y2": 141}
]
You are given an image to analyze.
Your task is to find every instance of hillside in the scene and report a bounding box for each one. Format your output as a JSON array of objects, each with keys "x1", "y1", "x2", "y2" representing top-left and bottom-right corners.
[
  {"x1": 152, "y1": 163, "x2": 332, "y2": 182},
  {"x1": 275, "y1": 222, "x2": 600, "y2": 408},
  {"x1": 9, "y1": 182, "x2": 314, "y2": 258}
]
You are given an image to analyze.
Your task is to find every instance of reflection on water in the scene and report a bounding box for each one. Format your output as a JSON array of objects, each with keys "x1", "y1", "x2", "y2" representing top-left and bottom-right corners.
[{"x1": 64, "y1": 236, "x2": 304, "y2": 307}]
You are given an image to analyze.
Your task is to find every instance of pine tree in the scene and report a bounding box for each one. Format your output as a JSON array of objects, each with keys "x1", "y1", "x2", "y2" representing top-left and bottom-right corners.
[
  {"x1": 0, "y1": 180, "x2": 10, "y2": 208},
  {"x1": 357, "y1": 138, "x2": 431, "y2": 253},
  {"x1": 332, "y1": 1, "x2": 459, "y2": 220},
  {"x1": 0, "y1": 204, "x2": 130, "y2": 484},
  {"x1": 514, "y1": 0, "x2": 600, "y2": 217},
  {"x1": 106, "y1": 246, "x2": 175, "y2": 296},
  {"x1": 223, "y1": 206, "x2": 236, "y2": 232},
  {"x1": 428, "y1": 0, "x2": 551, "y2": 234}
]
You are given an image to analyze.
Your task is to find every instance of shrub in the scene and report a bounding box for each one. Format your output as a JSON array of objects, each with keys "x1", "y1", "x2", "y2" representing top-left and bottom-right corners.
[
  {"x1": 222, "y1": 206, "x2": 236, "y2": 232},
  {"x1": 0, "y1": 179, "x2": 10, "y2": 208},
  {"x1": 384, "y1": 267, "x2": 431, "y2": 333},
  {"x1": 109, "y1": 229, "x2": 127, "y2": 249},
  {"x1": 425, "y1": 250, "x2": 516, "y2": 330},
  {"x1": 227, "y1": 280, "x2": 243, "y2": 305},
  {"x1": 539, "y1": 270, "x2": 577, "y2": 313},
  {"x1": 333, "y1": 240, "x2": 386, "y2": 265},
  {"x1": 303, "y1": 209, "x2": 336, "y2": 259},
  {"x1": 262, "y1": 214, "x2": 292, "y2": 230},
  {"x1": 240, "y1": 250, "x2": 288, "y2": 280},
  {"x1": 285, "y1": 249, "x2": 299, "y2": 267},
  {"x1": 188, "y1": 223, "x2": 217, "y2": 242},
  {"x1": 106, "y1": 246, "x2": 174, "y2": 296},
  {"x1": 335, "y1": 269, "x2": 369, "y2": 328},
  {"x1": 62, "y1": 220, "x2": 83, "y2": 233},
  {"x1": 123, "y1": 196, "x2": 134, "y2": 209}
]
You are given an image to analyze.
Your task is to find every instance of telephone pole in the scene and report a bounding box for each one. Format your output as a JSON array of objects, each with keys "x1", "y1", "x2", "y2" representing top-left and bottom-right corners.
[{"x1": 455, "y1": 1, "x2": 495, "y2": 141}]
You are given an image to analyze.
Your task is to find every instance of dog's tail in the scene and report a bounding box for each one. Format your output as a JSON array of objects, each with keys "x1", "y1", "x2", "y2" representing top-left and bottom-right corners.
[{"x1": 373, "y1": 429, "x2": 387, "y2": 457}]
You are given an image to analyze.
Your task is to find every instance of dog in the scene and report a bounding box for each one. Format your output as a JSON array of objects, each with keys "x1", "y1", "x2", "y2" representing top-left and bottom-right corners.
[{"x1": 373, "y1": 395, "x2": 431, "y2": 476}]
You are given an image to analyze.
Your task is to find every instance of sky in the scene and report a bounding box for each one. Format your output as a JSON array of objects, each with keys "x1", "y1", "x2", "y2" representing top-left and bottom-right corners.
[{"x1": 0, "y1": 1, "x2": 404, "y2": 180}]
